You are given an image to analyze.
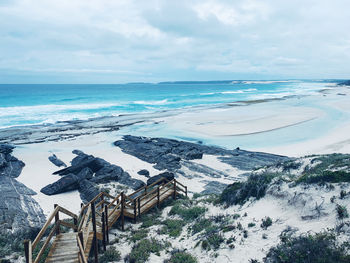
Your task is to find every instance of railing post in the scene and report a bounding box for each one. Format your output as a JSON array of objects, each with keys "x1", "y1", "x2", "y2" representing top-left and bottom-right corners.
[
  {"x1": 133, "y1": 199, "x2": 137, "y2": 223},
  {"x1": 74, "y1": 217, "x2": 78, "y2": 232},
  {"x1": 91, "y1": 202, "x2": 99, "y2": 263},
  {"x1": 102, "y1": 211, "x2": 106, "y2": 251},
  {"x1": 24, "y1": 240, "x2": 32, "y2": 263},
  {"x1": 54, "y1": 204, "x2": 60, "y2": 235},
  {"x1": 157, "y1": 186, "x2": 160, "y2": 207},
  {"x1": 104, "y1": 205, "x2": 109, "y2": 243},
  {"x1": 138, "y1": 198, "x2": 141, "y2": 219},
  {"x1": 173, "y1": 180, "x2": 177, "y2": 200},
  {"x1": 121, "y1": 192, "x2": 125, "y2": 231}
]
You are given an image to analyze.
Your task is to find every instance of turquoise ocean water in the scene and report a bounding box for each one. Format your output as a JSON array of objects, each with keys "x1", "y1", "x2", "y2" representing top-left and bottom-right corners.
[{"x1": 0, "y1": 80, "x2": 335, "y2": 129}]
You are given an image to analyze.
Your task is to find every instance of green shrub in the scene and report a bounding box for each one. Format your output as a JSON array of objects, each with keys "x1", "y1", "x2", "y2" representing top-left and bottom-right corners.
[
  {"x1": 191, "y1": 218, "x2": 212, "y2": 234},
  {"x1": 220, "y1": 173, "x2": 276, "y2": 205},
  {"x1": 169, "y1": 204, "x2": 206, "y2": 221},
  {"x1": 336, "y1": 205, "x2": 349, "y2": 219},
  {"x1": 161, "y1": 219, "x2": 185, "y2": 237},
  {"x1": 168, "y1": 251, "x2": 197, "y2": 263},
  {"x1": 129, "y1": 229, "x2": 149, "y2": 243},
  {"x1": 99, "y1": 247, "x2": 121, "y2": 263},
  {"x1": 128, "y1": 239, "x2": 163, "y2": 263},
  {"x1": 248, "y1": 222, "x2": 256, "y2": 228},
  {"x1": 261, "y1": 217, "x2": 273, "y2": 229},
  {"x1": 297, "y1": 170, "x2": 350, "y2": 184},
  {"x1": 207, "y1": 233, "x2": 225, "y2": 250},
  {"x1": 140, "y1": 212, "x2": 161, "y2": 228},
  {"x1": 264, "y1": 232, "x2": 350, "y2": 263}
]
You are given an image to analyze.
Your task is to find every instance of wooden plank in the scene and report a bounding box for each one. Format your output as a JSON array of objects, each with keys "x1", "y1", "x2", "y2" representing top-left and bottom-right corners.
[
  {"x1": 59, "y1": 206, "x2": 78, "y2": 219},
  {"x1": 59, "y1": 220, "x2": 78, "y2": 231}
]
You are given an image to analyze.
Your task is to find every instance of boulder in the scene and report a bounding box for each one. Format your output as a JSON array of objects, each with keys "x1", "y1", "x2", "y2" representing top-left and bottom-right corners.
[
  {"x1": 41, "y1": 174, "x2": 79, "y2": 195},
  {"x1": 48, "y1": 154, "x2": 67, "y2": 168},
  {"x1": 137, "y1": 169, "x2": 150, "y2": 177},
  {"x1": 147, "y1": 172, "x2": 174, "y2": 186}
]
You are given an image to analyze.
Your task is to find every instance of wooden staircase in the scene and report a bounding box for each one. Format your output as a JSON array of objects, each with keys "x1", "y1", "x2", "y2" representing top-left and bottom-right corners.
[{"x1": 23, "y1": 178, "x2": 187, "y2": 263}]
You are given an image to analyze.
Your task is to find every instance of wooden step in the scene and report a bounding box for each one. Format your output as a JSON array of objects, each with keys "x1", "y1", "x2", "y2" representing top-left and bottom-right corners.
[{"x1": 45, "y1": 232, "x2": 79, "y2": 263}]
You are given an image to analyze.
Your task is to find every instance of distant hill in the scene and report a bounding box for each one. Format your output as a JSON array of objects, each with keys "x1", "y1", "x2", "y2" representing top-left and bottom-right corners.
[{"x1": 338, "y1": 80, "x2": 350, "y2": 86}]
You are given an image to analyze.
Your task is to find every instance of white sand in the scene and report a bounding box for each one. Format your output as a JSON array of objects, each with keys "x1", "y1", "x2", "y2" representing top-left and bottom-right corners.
[{"x1": 162, "y1": 106, "x2": 322, "y2": 136}]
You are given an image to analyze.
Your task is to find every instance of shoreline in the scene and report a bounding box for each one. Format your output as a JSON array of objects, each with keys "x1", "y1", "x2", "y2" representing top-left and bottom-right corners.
[{"x1": 3, "y1": 84, "x2": 350, "y2": 215}]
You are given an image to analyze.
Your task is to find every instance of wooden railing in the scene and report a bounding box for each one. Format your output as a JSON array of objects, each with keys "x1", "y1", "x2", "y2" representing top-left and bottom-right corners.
[{"x1": 23, "y1": 204, "x2": 79, "y2": 263}]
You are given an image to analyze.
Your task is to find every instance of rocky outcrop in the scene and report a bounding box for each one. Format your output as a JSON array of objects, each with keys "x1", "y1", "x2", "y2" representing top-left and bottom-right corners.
[
  {"x1": 0, "y1": 144, "x2": 25, "y2": 178},
  {"x1": 201, "y1": 181, "x2": 228, "y2": 195},
  {"x1": 48, "y1": 154, "x2": 67, "y2": 167},
  {"x1": 114, "y1": 135, "x2": 290, "y2": 172},
  {"x1": 0, "y1": 144, "x2": 45, "y2": 233},
  {"x1": 41, "y1": 150, "x2": 145, "y2": 200}
]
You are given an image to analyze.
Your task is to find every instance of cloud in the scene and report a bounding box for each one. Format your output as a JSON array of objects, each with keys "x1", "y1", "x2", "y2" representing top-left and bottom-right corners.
[{"x1": 0, "y1": 0, "x2": 349, "y2": 83}]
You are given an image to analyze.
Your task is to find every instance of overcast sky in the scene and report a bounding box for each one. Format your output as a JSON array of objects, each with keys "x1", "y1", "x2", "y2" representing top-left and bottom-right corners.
[{"x1": 0, "y1": 0, "x2": 349, "y2": 83}]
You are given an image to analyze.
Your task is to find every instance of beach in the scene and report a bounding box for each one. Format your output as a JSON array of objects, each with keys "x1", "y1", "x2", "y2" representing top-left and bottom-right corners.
[{"x1": 0, "y1": 82, "x2": 347, "y2": 217}]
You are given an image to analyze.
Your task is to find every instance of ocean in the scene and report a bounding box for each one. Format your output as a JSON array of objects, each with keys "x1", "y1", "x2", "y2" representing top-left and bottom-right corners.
[{"x1": 0, "y1": 80, "x2": 337, "y2": 129}]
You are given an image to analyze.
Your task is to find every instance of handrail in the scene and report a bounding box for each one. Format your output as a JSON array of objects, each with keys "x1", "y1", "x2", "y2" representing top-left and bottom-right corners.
[
  {"x1": 175, "y1": 180, "x2": 186, "y2": 188},
  {"x1": 108, "y1": 202, "x2": 121, "y2": 218},
  {"x1": 59, "y1": 206, "x2": 78, "y2": 219},
  {"x1": 29, "y1": 204, "x2": 78, "y2": 263},
  {"x1": 34, "y1": 223, "x2": 58, "y2": 263},
  {"x1": 77, "y1": 233, "x2": 88, "y2": 263},
  {"x1": 107, "y1": 193, "x2": 122, "y2": 209},
  {"x1": 128, "y1": 177, "x2": 168, "y2": 200},
  {"x1": 32, "y1": 205, "x2": 60, "y2": 248}
]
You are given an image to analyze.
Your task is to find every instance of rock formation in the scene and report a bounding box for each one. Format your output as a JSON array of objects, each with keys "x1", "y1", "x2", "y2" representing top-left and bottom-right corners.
[
  {"x1": 41, "y1": 150, "x2": 145, "y2": 201},
  {"x1": 0, "y1": 144, "x2": 45, "y2": 233}
]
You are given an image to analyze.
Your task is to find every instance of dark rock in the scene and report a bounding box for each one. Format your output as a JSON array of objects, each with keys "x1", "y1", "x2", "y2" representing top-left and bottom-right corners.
[
  {"x1": 118, "y1": 172, "x2": 146, "y2": 190},
  {"x1": 201, "y1": 181, "x2": 228, "y2": 195},
  {"x1": 0, "y1": 144, "x2": 25, "y2": 178},
  {"x1": 48, "y1": 154, "x2": 67, "y2": 168},
  {"x1": 0, "y1": 145, "x2": 45, "y2": 232},
  {"x1": 0, "y1": 144, "x2": 15, "y2": 155},
  {"x1": 90, "y1": 165, "x2": 122, "y2": 183},
  {"x1": 137, "y1": 169, "x2": 150, "y2": 177},
  {"x1": 54, "y1": 157, "x2": 106, "y2": 176},
  {"x1": 77, "y1": 167, "x2": 93, "y2": 180},
  {"x1": 79, "y1": 179, "x2": 99, "y2": 203},
  {"x1": 147, "y1": 172, "x2": 174, "y2": 186},
  {"x1": 40, "y1": 174, "x2": 79, "y2": 195},
  {"x1": 0, "y1": 176, "x2": 46, "y2": 232},
  {"x1": 114, "y1": 136, "x2": 290, "y2": 172},
  {"x1": 185, "y1": 149, "x2": 203, "y2": 160}
]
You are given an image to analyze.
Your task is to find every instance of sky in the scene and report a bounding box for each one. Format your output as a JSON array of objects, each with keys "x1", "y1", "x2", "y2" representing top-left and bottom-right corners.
[{"x1": 0, "y1": 0, "x2": 349, "y2": 83}]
